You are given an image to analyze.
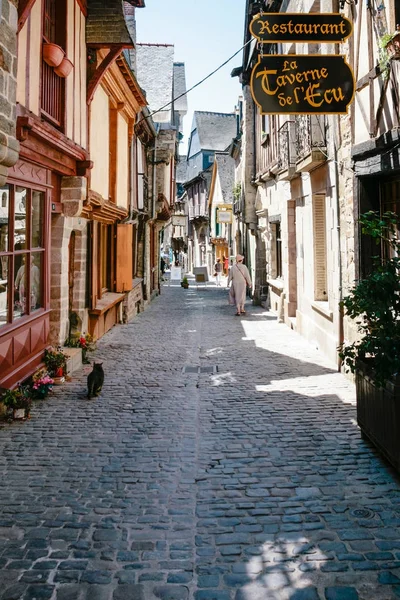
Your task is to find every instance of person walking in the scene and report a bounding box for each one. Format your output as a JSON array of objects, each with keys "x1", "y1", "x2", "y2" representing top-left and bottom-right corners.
[
  {"x1": 227, "y1": 254, "x2": 252, "y2": 316},
  {"x1": 223, "y1": 255, "x2": 229, "y2": 275},
  {"x1": 214, "y1": 258, "x2": 223, "y2": 286}
]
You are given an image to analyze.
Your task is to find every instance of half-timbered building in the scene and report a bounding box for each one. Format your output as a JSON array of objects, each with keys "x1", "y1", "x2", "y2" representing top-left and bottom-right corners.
[{"x1": 0, "y1": 0, "x2": 149, "y2": 388}]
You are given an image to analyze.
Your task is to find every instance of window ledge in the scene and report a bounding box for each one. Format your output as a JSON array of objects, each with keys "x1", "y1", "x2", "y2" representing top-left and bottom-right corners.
[
  {"x1": 311, "y1": 300, "x2": 333, "y2": 321},
  {"x1": 132, "y1": 277, "x2": 143, "y2": 288},
  {"x1": 89, "y1": 292, "x2": 125, "y2": 316},
  {"x1": 267, "y1": 278, "x2": 284, "y2": 291}
]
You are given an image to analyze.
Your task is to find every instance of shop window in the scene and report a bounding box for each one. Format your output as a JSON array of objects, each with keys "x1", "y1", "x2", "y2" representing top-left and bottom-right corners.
[
  {"x1": 312, "y1": 194, "x2": 328, "y2": 301},
  {"x1": 0, "y1": 184, "x2": 46, "y2": 327}
]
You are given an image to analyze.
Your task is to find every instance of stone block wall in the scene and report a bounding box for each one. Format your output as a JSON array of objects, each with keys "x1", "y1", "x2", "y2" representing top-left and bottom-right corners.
[
  {"x1": 50, "y1": 214, "x2": 88, "y2": 345},
  {"x1": 0, "y1": 0, "x2": 19, "y2": 185},
  {"x1": 122, "y1": 279, "x2": 144, "y2": 323}
]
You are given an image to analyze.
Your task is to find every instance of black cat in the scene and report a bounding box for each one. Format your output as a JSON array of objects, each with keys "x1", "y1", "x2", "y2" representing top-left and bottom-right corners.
[{"x1": 87, "y1": 362, "x2": 104, "y2": 399}]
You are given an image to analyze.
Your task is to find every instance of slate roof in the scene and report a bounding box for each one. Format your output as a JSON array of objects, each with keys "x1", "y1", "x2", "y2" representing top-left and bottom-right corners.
[
  {"x1": 173, "y1": 63, "x2": 187, "y2": 114},
  {"x1": 87, "y1": 0, "x2": 135, "y2": 46},
  {"x1": 194, "y1": 111, "x2": 237, "y2": 152},
  {"x1": 136, "y1": 44, "x2": 175, "y2": 123},
  {"x1": 176, "y1": 156, "x2": 187, "y2": 183},
  {"x1": 214, "y1": 153, "x2": 235, "y2": 204}
]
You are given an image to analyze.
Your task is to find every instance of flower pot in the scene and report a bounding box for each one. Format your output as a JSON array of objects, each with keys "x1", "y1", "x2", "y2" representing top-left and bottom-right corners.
[
  {"x1": 33, "y1": 388, "x2": 49, "y2": 400},
  {"x1": 13, "y1": 408, "x2": 26, "y2": 420},
  {"x1": 55, "y1": 367, "x2": 64, "y2": 377},
  {"x1": 43, "y1": 43, "x2": 65, "y2": 67},
  {"x1": 54, "y1": 57, "x2": 74, "y2": 78}
]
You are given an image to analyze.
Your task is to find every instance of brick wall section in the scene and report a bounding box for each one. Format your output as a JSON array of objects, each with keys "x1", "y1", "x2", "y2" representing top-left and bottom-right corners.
[{"x1": 0, "y1": 0, "x2": 19, "y2": 185}]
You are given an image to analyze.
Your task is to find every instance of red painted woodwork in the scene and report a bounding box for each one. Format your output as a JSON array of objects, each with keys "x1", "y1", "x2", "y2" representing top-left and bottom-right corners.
[
  {"x1": 16, "y1": 112, "x2": 89, "y2": 176},
  {"x1": 77, "y1": 0, "x2": 87, "y2": 16},
  {"x1": 0, "y1": 311, "x2": 51, "y2": 389},
  {"x1": 8, "y1": 159, "x2": 50, "y2": 188},
  {"x1": 41, "y1": 61, "x2": 64, "y2": 128},
  {"x1": 18, "y1": 0, "x2": 38, "y2": 32},
  {"x1": 87, "y1": 47, "x2": 124, "y2": 104}
]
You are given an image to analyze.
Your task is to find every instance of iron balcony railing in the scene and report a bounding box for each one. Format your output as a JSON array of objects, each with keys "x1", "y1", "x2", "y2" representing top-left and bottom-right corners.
[
  {"x1": 277, "y1": 121, "x2": 296, "y2": 173},
  {"x1": 295, "y1": 115, "x2": 326, "y2": 162}
]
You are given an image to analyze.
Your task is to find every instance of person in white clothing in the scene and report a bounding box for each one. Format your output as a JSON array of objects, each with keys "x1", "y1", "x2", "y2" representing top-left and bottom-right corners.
[
  {"x1": 214, "y1": 258, "x2": 223, "y2": 286},
  {"x1": 227, "y1": 254, "x2": 252, "y2": 316}
]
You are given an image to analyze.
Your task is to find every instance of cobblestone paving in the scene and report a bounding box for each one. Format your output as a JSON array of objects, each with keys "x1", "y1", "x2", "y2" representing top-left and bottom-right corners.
[{"x1": 1, "y1": 283, "x2": 400, "y2": 599}]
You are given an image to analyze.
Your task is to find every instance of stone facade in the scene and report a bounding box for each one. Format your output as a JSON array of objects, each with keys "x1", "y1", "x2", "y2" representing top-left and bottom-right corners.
[
  {"x1": 50, "y1": 214, "x2": 88, "y2": 345},
  {"x1": 122, "y1": 278, "x2": 144, "y2": 323},
  {"x1": 0, "y1": 0, "x2": 19, "y2": 185}
]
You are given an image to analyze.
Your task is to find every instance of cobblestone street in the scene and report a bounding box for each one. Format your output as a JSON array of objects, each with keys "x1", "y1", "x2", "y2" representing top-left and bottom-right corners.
[{"x1": 1, "y1": 282, "x2": 400, "y2": 600}]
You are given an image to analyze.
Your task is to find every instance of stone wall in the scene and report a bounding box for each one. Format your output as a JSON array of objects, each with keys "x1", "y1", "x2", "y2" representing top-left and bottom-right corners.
[
  {"x1": 50, "y1": 214, "x2": 88, "y2": 345},
  {"x1": 0, "y1": 0, "x2": 19, "y2": 185},
  {"x1": 122, "y1": 278, "x2": 144, "y2": 323}
]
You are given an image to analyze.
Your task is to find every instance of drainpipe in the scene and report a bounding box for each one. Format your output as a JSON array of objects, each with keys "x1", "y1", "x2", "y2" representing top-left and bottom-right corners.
[
  {"x1": 334, "y1": 133, "x2": 344, "y2": 372},
  {"x1": 332, "y1": 0, "x2": 344, "y2": 372}
]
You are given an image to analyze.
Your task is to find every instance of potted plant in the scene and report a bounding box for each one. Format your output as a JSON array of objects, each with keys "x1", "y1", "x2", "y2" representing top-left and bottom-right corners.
[
  {"x1": 1, "y1": 386, "x2": 32, "y2": 420},
  {"x1": 43, "y1": 347, "x2": 68, "y2": 382},
  {"x1": 65, "y1": 331, "x2": 96, "y2": 364},
  {"x1": 339, "y1": 210, "x2": 400, "y2": 472},
  {"x1": 181, "y1": 276, "x2": 189, "y2": 289},
  {"x1": 31, "y1": 369, "x2": 54, "y2": 400},
  {"x1": 42, "y1": 43, "x2": 65, "y2": 67},
  {"x1": 379, "y1": 30, "x2": 400, "y2": 79}
]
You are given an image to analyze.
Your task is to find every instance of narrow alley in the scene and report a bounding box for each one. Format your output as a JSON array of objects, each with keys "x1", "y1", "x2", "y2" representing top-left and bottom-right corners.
[{"x1": 1, "y1": 283, "x2": 400, "y2": 600}]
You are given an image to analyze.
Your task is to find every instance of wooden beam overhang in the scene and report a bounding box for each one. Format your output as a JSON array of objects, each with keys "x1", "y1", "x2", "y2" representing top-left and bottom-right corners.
[
  {"x1": 18, "y1": 0, "x2": 87, "y2": 32},
  {"x1": 83, "y1": 190, "x2": 129, "y2": 224},
  {"x1": 87, "y1": 47, "x2": 124, "y2": 104},
  {"x1": 16, "y1": 110, "x2": 89, "y2": 176},
  {"x1": 156, "y1": 193, "x2": 172, "y2": 222},
  {"x1": 116, "y1": 55, "x2": 147, "y2": 107},
  {"x1": 18, "y1": 0, "x2": 37, "y2": 32}
]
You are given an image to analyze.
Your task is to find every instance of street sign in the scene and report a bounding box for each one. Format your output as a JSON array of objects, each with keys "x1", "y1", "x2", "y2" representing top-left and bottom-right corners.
[
  {"x1": 250, "y1": 13, "x2": 352, "y2": 43},
  {"x1": 250, "y1": 54, "x2": 354, "y2": 114},
  {"x1": 217, "y1": 209, "x2": 232, "y2": 224},
  {"x1": 172, "y1": 215, "x2": 187, "y2": 227}
]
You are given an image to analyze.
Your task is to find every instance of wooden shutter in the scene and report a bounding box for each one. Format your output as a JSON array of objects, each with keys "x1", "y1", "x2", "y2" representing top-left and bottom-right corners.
[
  {"x1": 312, "y1": 194, "x2": 327, "y2": 301},
  {"x1": 116, "y1": 223, "x2": 133, "y2": 292}
]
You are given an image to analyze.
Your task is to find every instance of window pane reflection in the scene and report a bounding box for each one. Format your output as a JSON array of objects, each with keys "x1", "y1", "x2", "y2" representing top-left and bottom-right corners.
[
  {"x1": 32, "y1": 191, "x2": 44, "y2": 248},
  {"x1": 0, "y1": 185, "x2": 9, "y2": 253},
  {"x1": 31, "y1": 253, "x2": 42, "y2": 311},
  {"x1": 0, "y1": 255, "x2": 9, "y2": 326},
  {"x1": 14, "y1": 187, "x2": 27, "y2": 250},
  {"x1": 14, "y1": 253, "x2": 28, "y2": 319}
]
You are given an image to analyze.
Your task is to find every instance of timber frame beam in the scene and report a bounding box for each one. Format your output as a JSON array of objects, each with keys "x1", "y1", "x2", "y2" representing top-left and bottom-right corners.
[
  {"x1": 87, "y1": 46, "x2": 124, "y2": 105},
  {"x1": 18, "y1": 0, "x2": 37, "y2": 32}
]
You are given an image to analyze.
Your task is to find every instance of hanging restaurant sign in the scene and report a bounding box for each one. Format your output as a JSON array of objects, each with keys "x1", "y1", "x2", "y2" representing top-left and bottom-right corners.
[
  {"x1": 250, "y1": 13, "x2": 352, "y2": 43},
  {"x1": 250, "y1": 54, "x2": 354, "y2": 114}
]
